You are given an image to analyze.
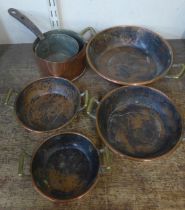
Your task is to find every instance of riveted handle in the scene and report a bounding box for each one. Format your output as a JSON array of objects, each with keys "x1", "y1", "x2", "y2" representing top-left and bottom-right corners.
[
  {"x1": 79, "y1": 90, "x2": 89, "y2": 111},
  {"x1": 86, "y1": 97, "x2": 100, "y2": 119},
  {"x1": 165, "y1": 64, "x2": 185, "y2": 79},
  {"x1": 8, "y1": 8, "x2": 45, "y2": 40},
  {"x1": 80, "y1": 27, "x2": 96, "y2": 42}
]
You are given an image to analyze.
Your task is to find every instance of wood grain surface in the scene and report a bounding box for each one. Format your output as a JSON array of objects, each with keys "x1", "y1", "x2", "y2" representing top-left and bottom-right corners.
[{"x1": 0, "y1": 40, "x2": 185, "y2": 210}]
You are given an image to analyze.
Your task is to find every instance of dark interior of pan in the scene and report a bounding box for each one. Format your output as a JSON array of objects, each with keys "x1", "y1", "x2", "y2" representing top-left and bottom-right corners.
[
  {"x1": 97, "y1": 86, "x2": 182, "y2": 160},
  {"x1": 35, "y1": 33, "x2": 79, "y2": 62},
  {"x1": 33, "y1": 29, "x2": 85, "y2": 62},
  {"x1": 31, "y1": 133, "x2": 99, "y2": 201},
  {"x1": 87, "y1": 26, "x2": 173, "y2": 85},
  {"x1": 15, "y1": 77, "x2": 81, "y2": 132}
]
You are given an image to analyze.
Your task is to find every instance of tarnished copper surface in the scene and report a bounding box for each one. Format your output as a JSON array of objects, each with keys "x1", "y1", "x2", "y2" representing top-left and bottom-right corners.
[
  {"x1": 86, "y1": 26, "x2": 173, "y2": 85},
  {"x1": 47, "y1": 170, "x2": 82, "y2": 193},
  {"x1": 15, "y1": 77, "x2": 82, "y2": 132},
  {"x1": 31, "y1": 132, "x2": 100, "y2": 202},
  {"x1": 33, "y1": 30, "x2": 86, "y2": 81},
  {"x1": 95, "y1": 86, "x2": 182, "y2": 160}
]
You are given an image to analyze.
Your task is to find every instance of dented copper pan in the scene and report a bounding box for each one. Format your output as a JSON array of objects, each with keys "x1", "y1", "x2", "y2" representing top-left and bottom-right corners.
[{"x1": 87, "y1": 86, "x2": 183, "y2": 161}]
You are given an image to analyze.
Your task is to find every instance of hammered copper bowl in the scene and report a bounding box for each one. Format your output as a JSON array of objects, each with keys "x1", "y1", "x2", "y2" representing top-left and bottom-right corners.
[
  {"x1": 89, "y1": 86, "x2": 182, "y2": 161},
  {"x1": 31, "y1": 133, "x2": 100, "y2": 202},
  {"x1": 15, "y1": 77, "x2": 87, "y2": 132}
]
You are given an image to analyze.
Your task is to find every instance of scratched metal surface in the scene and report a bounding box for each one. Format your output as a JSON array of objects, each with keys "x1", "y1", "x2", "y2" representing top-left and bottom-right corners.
[{"x1": 0, "y1": 41, "x2": 185, "y2": 210}]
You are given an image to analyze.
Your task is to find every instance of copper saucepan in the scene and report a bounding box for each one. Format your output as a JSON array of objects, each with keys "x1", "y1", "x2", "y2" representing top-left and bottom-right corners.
[
  {"x1": 87, "y1": 86, "x2": 183, "y2": 161},
  {"x1": 8, "y1": 8, "x2": 96, "y2": 80},
  {"x1": 14, "y1": 77, "x2": 88, "y2": 133},
  {"x1": 86, "y1": 26, "x2": 185, "y2": 85},
  {"x1": 18, "y1": 132, "x2": 111, "y2": 202}
]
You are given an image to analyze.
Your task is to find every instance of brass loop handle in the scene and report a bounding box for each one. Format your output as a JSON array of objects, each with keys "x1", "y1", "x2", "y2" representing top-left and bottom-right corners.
[
  {"x1": 80, "y1": 27, "x2": 96, "y2": 42},
  {"x1": 99, "y1": 147, "x2": 112, "y2": 174},
  {"x1": 86, "y1": 97, "x2": 99, "y2": 119},
  {"x1": 4, "y1": 88, "x2": 13, "y2": 105},
  {"x1": 79, "y1": 90, "x2": 89, "y2": 111},
  {"x1": 18, "y1": 152, "x2": 25, "y2": 177},
  {"x1": 18, "y1": 150, "x2": 31, "y2": 177},
  {"x1": 165, "y1": 64, "x2": 185, "y2": 79},
  {"x1": 4, "y1": 88, "x2": 18, "y2": 106}
]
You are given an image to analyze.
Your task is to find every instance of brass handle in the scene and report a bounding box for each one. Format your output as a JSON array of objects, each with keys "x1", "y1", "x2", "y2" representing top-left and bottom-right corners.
[
  {"x1": 165, "y1": 64, "x2": 185, "y2": 79},
  {"x1": 79, "y1": 90, "x2": 89, "y2": 111},
  {"x1": 4, "y1": 88, "x2": 13, "y2": 105},
  {"x1": 80, "y1": 27, "x2": 96, "y2": 42},
  {"x1": 4, "y1": 88, "x2": 18, "y2": 106},
  {"x1": 86, "y1": 97, "x2": 100, "y2": 119},
  {"x1": 18, "y1": 152, "x2": 25, "y2": 177},
  {"x1": 18, "y1": 150, "x2": 31, "y2": 177},
  {"x1": 99, "y1": 147, "x2": 112, "y2": 174}
]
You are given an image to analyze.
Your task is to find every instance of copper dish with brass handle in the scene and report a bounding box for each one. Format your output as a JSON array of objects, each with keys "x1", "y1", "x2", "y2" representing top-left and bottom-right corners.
[
  {"x1": 87, "y1": 86, "x2": 183, "y2": 161},
  {"x1": 86, "y1": 26, "x2": 185, "y2": 85},
  {"x1": 18, "y1": 132, "x2": 112, "y2": 202},
  {"x1": 14, "y1": 77, "x2": 88, "y2": 133}
]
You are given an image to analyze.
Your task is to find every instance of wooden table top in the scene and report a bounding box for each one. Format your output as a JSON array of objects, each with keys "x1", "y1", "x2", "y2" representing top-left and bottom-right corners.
[{"x1": 0, "y1": 40, "x2": 185, "y2": 210}]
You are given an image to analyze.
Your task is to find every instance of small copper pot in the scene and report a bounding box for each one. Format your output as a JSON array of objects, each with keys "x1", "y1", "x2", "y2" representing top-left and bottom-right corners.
[
  {"x1": 8, "y1": 8, "x2": 96, "y2": 81},
  {"x1": 33, "y1": 28, "x2": 96, "y2": 81},
  {"x1": 18, "y1": 132, "x2": 111, "y2": 202}
]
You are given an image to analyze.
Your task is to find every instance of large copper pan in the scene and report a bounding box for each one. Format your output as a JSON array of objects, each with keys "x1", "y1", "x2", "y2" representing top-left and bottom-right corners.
[
  {"x1": 86, "y1": 26, "x2": 185, "y2": 85},
  {"x1": 87, "y1": 86, "x2": 183, "y2": 161}
]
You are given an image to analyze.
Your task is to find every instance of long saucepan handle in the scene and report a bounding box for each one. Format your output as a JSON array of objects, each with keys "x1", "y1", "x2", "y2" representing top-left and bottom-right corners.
[{"x1": 8, "y1": 8, "x2": 45, "y2": 40}]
